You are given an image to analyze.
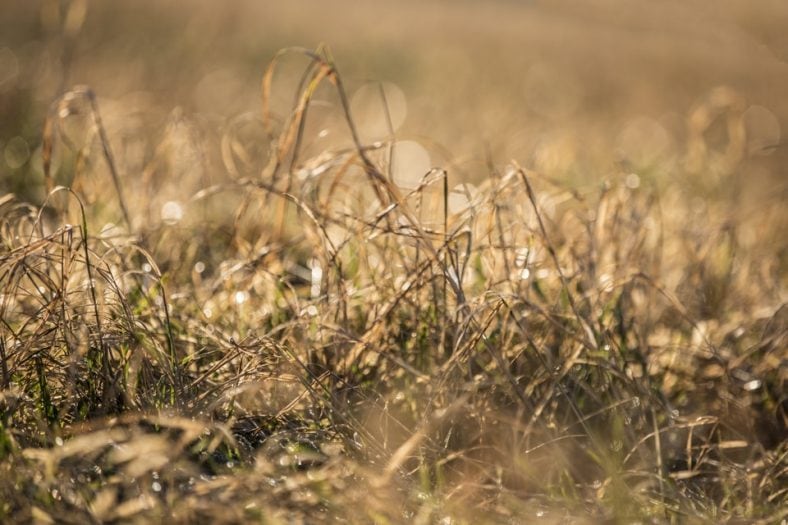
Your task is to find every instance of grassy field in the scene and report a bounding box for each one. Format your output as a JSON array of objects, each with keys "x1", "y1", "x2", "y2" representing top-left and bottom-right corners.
[{"x1": 1, "y1": 1, "x2": 786, "y2": 523}]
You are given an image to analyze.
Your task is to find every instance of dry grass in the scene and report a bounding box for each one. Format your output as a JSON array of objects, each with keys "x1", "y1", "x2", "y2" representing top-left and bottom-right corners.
[{"x1": 2, "y1": 2, "x2": 787, "y2": 523}]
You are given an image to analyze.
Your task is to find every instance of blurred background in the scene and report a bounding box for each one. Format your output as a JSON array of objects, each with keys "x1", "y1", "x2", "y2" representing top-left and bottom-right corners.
[{"x1": 1, "y1": 0, "x2": 787, "y2": 203}]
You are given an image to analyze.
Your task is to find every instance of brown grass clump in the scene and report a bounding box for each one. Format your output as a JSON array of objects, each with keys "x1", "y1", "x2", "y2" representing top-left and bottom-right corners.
[{"x1": 1, "y1": 47, "x2": 786, "y2": 524}]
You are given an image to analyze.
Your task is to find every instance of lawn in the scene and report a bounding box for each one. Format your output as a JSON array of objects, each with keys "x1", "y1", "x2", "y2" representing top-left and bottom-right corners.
[{"x1": 0, "y1": 1, "x2": 786, "y2": 523}]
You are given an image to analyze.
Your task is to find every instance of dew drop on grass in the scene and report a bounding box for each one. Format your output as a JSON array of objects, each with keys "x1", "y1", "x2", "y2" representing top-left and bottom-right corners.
[
  {"x1": 151, "y1": 481, "x2": 162, "y2": 492},
  {"x1": 161, "y1": 200, "x2": 184, "y2": 224},
  {"x1": 142, "y1": 263, "x2": 152, "y2": 273},
  {"x1": 519, "y1": 268, "x2": 530, "y2": 280},
  {"x1": 743, "y1": 379, "x2": 762, "y2": 391},
  {"x1": 234, "y1": 291, "x2": 248, "y2": 305},
  {"x1": 194, "y1": 261, "x2": 205, "y2": 274}
]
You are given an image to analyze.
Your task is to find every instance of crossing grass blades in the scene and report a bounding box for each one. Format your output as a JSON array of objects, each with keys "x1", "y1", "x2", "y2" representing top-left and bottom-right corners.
[{"x1": 0, "y1": 48, "x2": 785, "y2": 523}]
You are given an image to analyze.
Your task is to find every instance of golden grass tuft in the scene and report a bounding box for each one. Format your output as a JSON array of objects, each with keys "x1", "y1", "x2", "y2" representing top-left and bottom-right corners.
[{"x1": 0, "y1": 47, "x2": 786, "y2": 524}]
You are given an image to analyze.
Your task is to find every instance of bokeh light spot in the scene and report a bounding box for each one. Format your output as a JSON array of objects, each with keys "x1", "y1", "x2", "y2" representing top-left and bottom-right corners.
[{"x1": 391, "y1": 140, "x2": 430, "y2": 189}]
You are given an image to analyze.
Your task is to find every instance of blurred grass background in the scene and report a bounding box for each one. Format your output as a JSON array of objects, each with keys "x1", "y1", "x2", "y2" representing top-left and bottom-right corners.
[{"x1": 2, "y1": 0, "x2": 787, "y2": 196}]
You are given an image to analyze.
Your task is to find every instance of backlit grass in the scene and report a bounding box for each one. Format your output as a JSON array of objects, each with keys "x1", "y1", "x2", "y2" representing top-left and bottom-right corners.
[{"x1": 1, "y1": 29, "x2": 786, "y2": 525}]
